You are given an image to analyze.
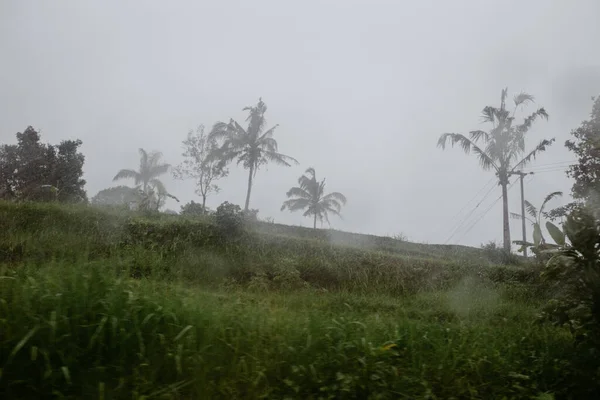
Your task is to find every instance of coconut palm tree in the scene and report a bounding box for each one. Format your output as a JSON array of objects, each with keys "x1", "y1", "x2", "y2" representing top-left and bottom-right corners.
[
  {"x1": 209, "y1": 98, "x2": 298, "y2": 211},
  {"x1": 438, "y1": 88, "x2": 555, "y2": 252},
  {"x1": 281, "y1": 167, "x2": 347, "y2": 229},
  {"x1": 113, "y1": 148, "x2": 171, "y2": 209}
]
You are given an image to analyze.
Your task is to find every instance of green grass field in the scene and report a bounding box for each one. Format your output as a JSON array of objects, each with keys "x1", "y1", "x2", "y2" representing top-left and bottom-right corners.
[{"x1": 0, "y1": 202, "x2": 597, "y2": 399}]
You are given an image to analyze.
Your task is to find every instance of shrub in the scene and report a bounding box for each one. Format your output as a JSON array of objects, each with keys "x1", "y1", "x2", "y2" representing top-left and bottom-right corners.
[
  {"x1": 541, "y1": 206, "x2": 600, "y2": 341},
  {"x1": 215, "y1": 201, "x2": 245, "y2": 238}
]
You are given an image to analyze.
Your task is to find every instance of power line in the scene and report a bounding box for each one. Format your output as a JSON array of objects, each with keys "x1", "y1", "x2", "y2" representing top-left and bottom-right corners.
[
  {"x1": 444, "y1": 181, "x2": 498, "y2": 244},
  {"x1": 527, "y1": 168, "x2": 570, "y2": 174},
  {"x1": 455, "y1": 179, "x2": 518, "y2": 244},
  {"x1": 527, "y1": 160, "x2": 577, "y2": 168},
  {"x1": 441, "y1": 178, "x2": 496, "y2": 241},
  {"x1": 446, "y1": 177, "x2": 495, "y2": 224}
]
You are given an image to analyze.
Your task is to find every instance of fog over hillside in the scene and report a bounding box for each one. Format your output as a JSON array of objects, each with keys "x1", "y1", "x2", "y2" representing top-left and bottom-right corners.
[{"x1": 2, "y1": 0, "x2": 599, "y2": 247}]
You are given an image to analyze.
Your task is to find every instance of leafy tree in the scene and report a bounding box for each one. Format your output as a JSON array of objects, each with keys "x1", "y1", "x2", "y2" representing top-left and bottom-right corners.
[
  {"x1": 113, "y1": 148, "x2": 172, "y2": 210},
  {"x1": 0, "y1": 126, "x2": 86, "y2": 202},
  {"x1": 209, "y1": 98, "x2": 298, "y2": 211},
  {"x1": 438, "y1": 88, "x2": 554, "y2": 252},
  {"x1": 281, "y1": 167, "x2": 347, "y2": 229},
  {"x1": 565, "y1": 96, "x2": 600, "y2": 209},
  {"x1": 91, "y1": 186, "x2": 140, "y2": 209},
  {"x1": 173, "y1": 125, "x2": 228, "y2": 212}
]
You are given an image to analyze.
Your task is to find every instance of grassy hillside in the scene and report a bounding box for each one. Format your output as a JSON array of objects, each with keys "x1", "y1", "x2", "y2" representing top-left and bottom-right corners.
[{"x1": 1, "y1": 201, "x2": 597, "y2": 399}]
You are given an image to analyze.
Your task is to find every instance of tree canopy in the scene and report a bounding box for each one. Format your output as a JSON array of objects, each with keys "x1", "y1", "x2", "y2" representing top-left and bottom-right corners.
[
  {"x1": 565, "y1": 96, "x2": 600, "y2": 208},
  {"x1": 209, "y1": 98, "x2": 298, "y2": 210},
  {"x1": 173, "y1": 125, "x2": 228, "y2": 212},
  {"x1": 0, "y1": 126, "x2": 87, "y2": 202},
  {"x1": 281, "y1": 167, "x2": 347, "y2": 229}
]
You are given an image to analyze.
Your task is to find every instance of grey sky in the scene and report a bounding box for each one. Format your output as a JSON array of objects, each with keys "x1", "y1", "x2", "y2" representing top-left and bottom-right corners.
[{"x1": 2, "y1": 0, "x2": 600, "y2": 247}]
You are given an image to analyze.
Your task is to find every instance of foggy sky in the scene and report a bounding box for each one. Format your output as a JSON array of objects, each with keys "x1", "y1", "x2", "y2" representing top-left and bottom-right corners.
[{"x1": 2, "y1": 0, "x2": 600, "y2": 247}]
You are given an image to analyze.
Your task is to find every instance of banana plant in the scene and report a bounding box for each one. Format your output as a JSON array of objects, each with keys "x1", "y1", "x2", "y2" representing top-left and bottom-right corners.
[{"x1": 512, "y1": 191, "x2": 566, "y2": 256}]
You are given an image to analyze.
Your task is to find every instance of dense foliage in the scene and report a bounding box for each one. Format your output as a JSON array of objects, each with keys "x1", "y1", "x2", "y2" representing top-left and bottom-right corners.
[
  {"x1": 0, "y1": 126, "x2": 87, "y2": 202},
  {"x1": 91, "y1": 185, "x2": 140, "y2": 209},
  {"x1": 565, "y1": 96, "x2": 600, "y2": 208}
]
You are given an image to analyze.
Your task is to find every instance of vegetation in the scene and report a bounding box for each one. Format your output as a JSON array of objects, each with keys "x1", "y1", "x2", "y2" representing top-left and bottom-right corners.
[
  {"x1": 209, "y1": 98, "x2": 298, "y2": 211},
  {"x1": 438, "y1": 88, "x2": 554, "y2": 252},
  {"x1": 565, "y1": 96, "x2": 600, "y2": 210},
  {"x1": 541, "y1": 206, "x2": 600, "y2": 340},
  {"x1": 2, "y1": 92, "x2": 600, "y2": 398},
  {"x1": 281, "y1": 167, "x2": 347, "y2": 229},
  {"x1": 113, "y1": 148, "x2": 175, "y2": 211},
  {"x1": 180, "y1": 200, "x2": 210, "y2": 216},
  {"x1": 91, "y1": 185, "x2": 140, "y2": 209},
  {"x1": 2, "y1": 201, "x2": 600, "y2": 399},
  {"x1": 511, "y1": 191, "x2": 563, "y2": 253},
  {"x1": 0, "y1": 126, "x2": 86, "y2": 203},
  {"x1": 173, "y1": 125, "x2": 228, "y2": 212}
]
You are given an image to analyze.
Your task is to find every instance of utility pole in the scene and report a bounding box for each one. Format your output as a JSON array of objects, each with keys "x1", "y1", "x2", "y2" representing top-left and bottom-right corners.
[{"x1": 510, "y1": 171, "x2": 534, "y2": 257}]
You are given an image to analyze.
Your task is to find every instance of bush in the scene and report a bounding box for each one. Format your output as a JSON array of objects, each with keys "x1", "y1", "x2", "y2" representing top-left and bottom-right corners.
[
  {"x1": 215, "y1": 201, "x2": 245, "y2": 238},
  {"x1": 541, "y1": 207, "x2": 600, "y2": 340},
  {"x1": 480, "y1": 240, "x2": 521, "y2": 265},
  {"x1": 180, "y1": 200, "x2": 209, "y2": 216}
]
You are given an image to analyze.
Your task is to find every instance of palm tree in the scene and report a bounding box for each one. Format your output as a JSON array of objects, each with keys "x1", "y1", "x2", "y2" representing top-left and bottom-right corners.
[
  {"x1": 281, "y1": 167, "x2": 347, "y2": 229},
  {"x1": 209, "y1": 98, "x2": 298, "y2": 211},
  {"x1": 113, "y1": 148, "x2": 171, "y2": 208},
  {"x1": 438, "y1": 88, "x2": 554, "y2": 252}
]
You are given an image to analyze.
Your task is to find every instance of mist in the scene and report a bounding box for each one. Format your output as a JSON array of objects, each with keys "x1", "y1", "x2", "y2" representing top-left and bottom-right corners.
[{"x1": 2, "y1": 0, "x2": 599, "y2": 247}]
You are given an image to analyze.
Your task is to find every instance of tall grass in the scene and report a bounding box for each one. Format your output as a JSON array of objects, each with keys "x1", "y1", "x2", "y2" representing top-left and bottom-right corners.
[
  {"x1": 1, "y1": 201, "x2": 597, "y2": 398},
  {"x1": 1, "y1": 261, "x2": 586, "y2": 399}
]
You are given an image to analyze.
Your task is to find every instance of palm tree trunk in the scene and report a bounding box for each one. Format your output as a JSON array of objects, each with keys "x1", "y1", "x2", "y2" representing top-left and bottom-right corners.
[
  {"x1": 501, "y1": 182, "x2": 511, "y2": 252},
  {"x1": 202, "y1": 194, "x2": 207, "y2": 214},
  {"x1": 313, "y1": 213, "x2": 317, "y2": 229},
  {"x1": 244, "y1": 164, "x2": 254, "y2": 211}
]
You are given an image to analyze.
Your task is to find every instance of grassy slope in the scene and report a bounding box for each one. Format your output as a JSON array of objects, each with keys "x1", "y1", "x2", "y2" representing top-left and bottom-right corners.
[{"x1": 0, "y1": 202, "x2": 594, "y2": 399}]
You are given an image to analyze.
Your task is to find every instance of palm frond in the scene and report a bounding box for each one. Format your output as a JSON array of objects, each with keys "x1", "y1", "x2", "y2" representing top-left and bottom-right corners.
[
  {"x1": 513, "y1": 92, "x2": 535, "y2": 107},
  {"x1": 298, "y1": 174, "x2": 317, "y2": 192},
  {"x1": 209, "y1": 121, "x2": 233, "y2": 140},
  {"x1": 322, "y1": 199, "x2": 343, "y2": 214},
  {"x1": 150, "y1": 163, "x2": 171, "y2": 178},
  {"x1": 138, "y1": 148, "x2": 148, "y2": 171},
  {"x1": 481, "y1": 106, "x2": 497, "y2": 123},
  {"x1": 262, "y1": 151, "x2": 299, "y2": 167},
  {"x1": 113, "y1": 169, "x2": 141, "y2": 183},
  {"x1": 516, "y1": 108, "x2": 549, "y2": 134},
  {"x1": 149, "y1": 178, "x2": 167, "y2": 195},
  {"x1": 438, "y1": 133, "x2": 498, "y2": 171},
  {"x1": 511, "y1": 138, "x2": 555, "y2": 171},
  {"x1": 524, "y1": 200, "x2": 537, "y2": 219},
  {"x1": 322, "y1": 191, "x2": 347, "y2": 205},
  {"x1": 165, "y1": 193, "x2": 180, "y2": 203},
  {"x1": 281, "y1": 198, "x2": 310, "y2": 212},
  {"x1": 469, "y1": 130, "x2": 489, "y2": 142},
  {"x1": 285, "y1": 186, "x2": 311, "y2": 199},
  {"x1": 540, "y1": 191, "x2": 563, "y2": 215},
  {"x1": 258, "y1": 125, "x2": 278, "y2": 142}
]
